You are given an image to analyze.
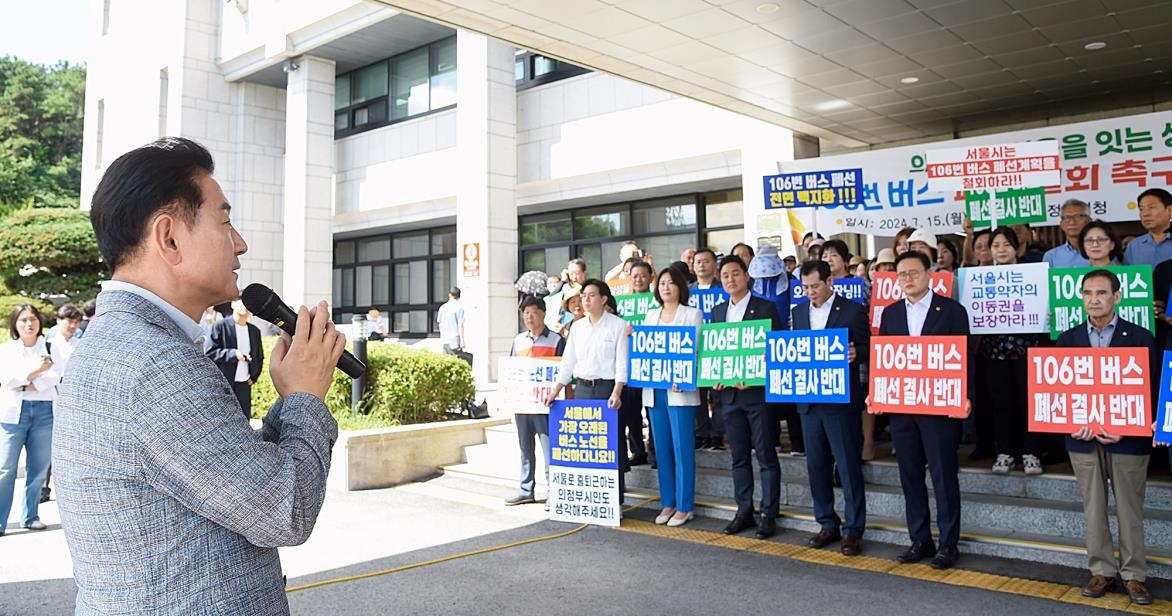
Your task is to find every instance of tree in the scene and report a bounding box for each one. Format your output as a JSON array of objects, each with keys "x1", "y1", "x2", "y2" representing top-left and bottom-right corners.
[
  {"x1": 0, "y1": 57, "x2": 86, "y2": 217},
  {"x1": 0, "y1": 207, "x2": 104, "y2": 299}
]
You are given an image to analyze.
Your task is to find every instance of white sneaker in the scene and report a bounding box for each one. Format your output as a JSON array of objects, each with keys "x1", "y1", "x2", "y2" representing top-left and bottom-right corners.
[
  {"x1": 1022, "y1": 454, "x2": 1043, "y2": 475},
  {"x1": 991, "y1": 454, "x2": 1014, "y2": 474}
]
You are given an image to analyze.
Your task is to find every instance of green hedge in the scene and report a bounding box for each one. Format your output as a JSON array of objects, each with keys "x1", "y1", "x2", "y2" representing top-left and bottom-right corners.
[
  {"x1": 0, "y1": 207, "x2": 105, "y2": 298},
  {"x1": 249, "y1": 337, "x2": 475, "y2": 428}
]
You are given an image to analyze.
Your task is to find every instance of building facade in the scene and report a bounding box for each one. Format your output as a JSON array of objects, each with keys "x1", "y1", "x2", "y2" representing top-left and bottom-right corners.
[{"x1": 80, "y1": 0, "x2": 797, "y2": 383}]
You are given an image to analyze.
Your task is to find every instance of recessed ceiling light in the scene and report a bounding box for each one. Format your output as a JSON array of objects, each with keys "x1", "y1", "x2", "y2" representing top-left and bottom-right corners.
[
  {"x1": 815, "y1": 99, "x2": 851, "y2": 111},
  {"x1": 900, "y1": 76, "x2": 920, "y2": 84},
  {"x1": 756, "y1": 3, "x2": 780, "y2": 13},
  {"x1": 1084, "y1": 41, "x2": 1107, "y2": 51}
]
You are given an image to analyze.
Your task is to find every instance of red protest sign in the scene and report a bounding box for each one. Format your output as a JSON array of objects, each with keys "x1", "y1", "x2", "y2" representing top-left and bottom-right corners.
[
  {"x1": 1027, "y1": 347, "x2": 1151, "y2": 436},
  {"x1": 869, "y1": 336, "x2": 967, "y2": 417},
  {"x1": 868, "y1": 271, "x2": 954, "y2": 334}
]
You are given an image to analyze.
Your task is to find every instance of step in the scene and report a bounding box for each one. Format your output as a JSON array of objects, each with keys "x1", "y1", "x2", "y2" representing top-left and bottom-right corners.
[
  {"x1": 627, "y1": 465, "x2": 1172, "y2": 552},
  {"x1": 692, "y1": 449, "x2": 1172, "y2": 512}
]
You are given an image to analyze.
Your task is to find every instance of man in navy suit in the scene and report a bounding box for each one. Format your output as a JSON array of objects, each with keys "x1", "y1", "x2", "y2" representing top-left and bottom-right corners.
[
  {"x1": 206, "y1": 299, "x2": 265, "y2": 419},
  {"x1": 791, "y1": 260, "x2": 869, "y2": 556},
  {"x1": 711, "y1": 255, "x2": 783, "y2": 539},
  {"x1": 1056, "y1": 269, "x2": 1155, "y2": 606},
  {"x1": 872, "y1": 251, "x2": 972, "y2": 570}
]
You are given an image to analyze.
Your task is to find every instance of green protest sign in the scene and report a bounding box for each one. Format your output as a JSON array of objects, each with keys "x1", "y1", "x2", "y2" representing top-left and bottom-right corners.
[
  {"x1": 964, "y1": 187, "x2": 1048, "y2": 228},
  {"x1": 615, "y1": 293, "x2": 659, "y2": 322},
  {"x1": 698, "y1": 319, "x2": 770, "y2": 387},
  {"x1": 1049, "y1": 265, "x2": 1154, "y2": 340}
]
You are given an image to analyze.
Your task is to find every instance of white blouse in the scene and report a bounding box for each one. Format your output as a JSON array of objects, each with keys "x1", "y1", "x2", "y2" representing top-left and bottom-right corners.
[{"x1": 0, "y1": 337, "x2": 65, "y2": 424}]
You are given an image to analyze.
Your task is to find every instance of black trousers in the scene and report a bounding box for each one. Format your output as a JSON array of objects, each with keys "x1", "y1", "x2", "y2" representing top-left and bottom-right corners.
[
  {"x1": 620, "y1": 386, "x2": 648, "y2": 460},
  {"x1": 889, "y1": 413, "x2": 962, "y2": 548},
  {"x1": 573, "y1": 380, "x2": 627, "y2": 503},
  {"x1": 232, "y1": 380, "x2": 252, "y2": 420},
  {"x1": 723, "y1": 397, "x2": 780, "y2": 519},
  {"x1": 984, "y1": 357, "x2": 1045, "y2": 459}
]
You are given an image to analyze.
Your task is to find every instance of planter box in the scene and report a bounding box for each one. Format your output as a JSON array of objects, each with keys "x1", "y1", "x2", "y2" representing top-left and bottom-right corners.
[{"x1": 328, "y1": 417, "x2": 510, "y2": 491}]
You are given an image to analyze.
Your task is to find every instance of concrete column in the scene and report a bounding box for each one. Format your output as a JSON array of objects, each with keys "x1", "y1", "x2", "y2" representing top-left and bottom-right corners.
[
  {"x1": 283, "y1": 56, "x2": 335, "y2": 309},
  {"x1": 455, "y1": 32, "x2": 518, "y2": 385}
]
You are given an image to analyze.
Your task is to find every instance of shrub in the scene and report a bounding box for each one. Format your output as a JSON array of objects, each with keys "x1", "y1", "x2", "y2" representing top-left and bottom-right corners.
[
  {"x1": 0, "y1": 207, "x2": 105, "y2": 298},
  {"x1": 249, "y1": 338, "x2": 475, "y2": 428}
]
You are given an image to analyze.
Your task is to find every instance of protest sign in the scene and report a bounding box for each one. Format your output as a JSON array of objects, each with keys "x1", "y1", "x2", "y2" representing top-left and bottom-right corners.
[
  {"x1": 765, "y1": 329, "x2": 850, "y2": 404},
  {"x1": 868, "y1": 271, "x2": 953, "y2": 334},
  {"x1": 1028, "y1": 348, "x2": 1151, "y2": 436},
  {"x1": 688, "y1": 288, "x2": 730, "y2": 323},
  {"x1": 698, "y1": 319, "x2": 770, "y2": 387},
  {"x1": 628, "y1": 325, "x2": 698, "y2": 391},
  {"x1": 926, "y1": 141, "x2": 1060, "y2": 192},
  {"x1": 869, "y1": 336, "x2": 967, "y2": 417},
  {"x1": 964, "y1": 186, "x2": 1048, "y2": 227},
  {"x1": 497, "y1": 356, "x2": 561, "y2": 413},
  {"x1": 956, "y1": 263, "x2": 1049, "y2": 334},
  {"x1": 1154, "y1": 351, "x2": 1172, "y2": 445},
  {"x1": 615, "y1": 292, "x2": 659, "y2": 322},
  {"x1": 764, "y1": 168, "x2": 863, "y2": 209},
  {"x1": 791, "y1": 278, "x2": 866, "y2": 307},
  {"x1": 1049, "y1": 266, "x2": 1154, "y2": 339},
  {"x1": 548, "y1": 400, "x2": 620, "y2": 526}
]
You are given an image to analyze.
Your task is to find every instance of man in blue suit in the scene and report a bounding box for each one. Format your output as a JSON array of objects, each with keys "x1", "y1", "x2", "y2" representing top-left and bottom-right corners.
[
  {"x1": 872, "y1": 251, "x2": 973, "y2": 570},
  {"x1": 792, "y1": 260, "x2": 869, "y2": 556},
  {"x1": 1056, "y1": 269, "x2": 1156, "y2": 606},
  {"x1": 711, "y1": 255, "x2": 783, "y2": 540}
]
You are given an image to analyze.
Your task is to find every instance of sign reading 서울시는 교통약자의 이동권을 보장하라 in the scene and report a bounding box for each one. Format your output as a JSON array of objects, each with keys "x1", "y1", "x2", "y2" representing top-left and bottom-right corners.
[
  {"x1": 548, "y1": 400, "x2": 620, "y2": 527},
  {"x1": 1028, "y1": 347, "x2": 1151, "y2": 437},
  {"x1": 765, "y1": 329, "x2": 850, "y2": 404},
  {"x1": 955, "y1": 263, "x2": 1050, "y2": 335}
]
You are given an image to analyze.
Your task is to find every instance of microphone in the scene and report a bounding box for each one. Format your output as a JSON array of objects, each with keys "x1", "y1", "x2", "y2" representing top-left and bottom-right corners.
[{"x1": 240, "y1": 283, "x2": 367, "y2": 379}]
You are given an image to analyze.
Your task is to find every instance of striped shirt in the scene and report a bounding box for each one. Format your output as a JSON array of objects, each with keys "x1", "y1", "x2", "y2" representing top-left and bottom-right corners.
[{"x1": 510, "y1": 327, "x2": 565, "y2": 358}]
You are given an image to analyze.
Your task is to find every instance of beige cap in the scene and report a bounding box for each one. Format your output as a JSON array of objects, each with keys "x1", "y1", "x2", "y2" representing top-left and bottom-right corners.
[
  {"x1": 875, "y1": 248, "x2": 896, "y2": 264},
  {"x1": 907, "y1": 228, "x2": 938, "y2": 248}
]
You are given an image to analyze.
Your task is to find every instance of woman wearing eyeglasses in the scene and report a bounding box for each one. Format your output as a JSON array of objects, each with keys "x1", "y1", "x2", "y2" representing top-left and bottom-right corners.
[{"x1": 1078, "y1": 220, "x2": 1123, "y2": 268}]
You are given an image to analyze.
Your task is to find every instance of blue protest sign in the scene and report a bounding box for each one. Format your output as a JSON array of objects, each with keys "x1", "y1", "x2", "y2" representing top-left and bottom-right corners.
[
  {"x1": 688, "y1": 288, "x2": 730, "y2": 323},
  {"x1": 764, "y1": 168, "x2": 863, "y2": 209},
  {"x1": 791, "y1": 278, "x2": 866, "y2": 307},
  {"x1": 765, "y1": 328, "x2": 850, "y2": 404},
  {"x1": 628, "y1": 325, "x2": 698, "y2": 391},
  {"x1": 1155, "y1": 351, "x2": 1172, "y2": 445},
  {"x1": 548, "y1": 400, "x2": 620, "y2": 526}
]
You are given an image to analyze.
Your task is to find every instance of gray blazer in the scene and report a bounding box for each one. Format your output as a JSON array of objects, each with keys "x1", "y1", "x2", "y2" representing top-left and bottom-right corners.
[{"x1": 54, "y1": 289, "x2": 338, "y2": 615}]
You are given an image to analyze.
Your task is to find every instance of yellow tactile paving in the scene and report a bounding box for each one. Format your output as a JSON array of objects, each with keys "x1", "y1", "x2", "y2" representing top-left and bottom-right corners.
[{"x1": 615, "y1": 517, "x2": 1170, "y2": 612}]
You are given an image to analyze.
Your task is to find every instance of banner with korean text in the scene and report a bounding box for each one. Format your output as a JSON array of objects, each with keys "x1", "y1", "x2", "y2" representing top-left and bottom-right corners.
[
  {"x1": 698, "y1": 319, "x2": 770, "y2": 387},
  {"x1": 791, "y1": 278, "x2": 866, "y2": 307},
  {"x1": 763, "y1": 168, "x2": 863, "y2": 209},
  {"x1": 1049, "y1": 266, "x2": 1154, "y2": 340},
  {"x1": 688, "y1": 288, "x2": 730, "y2": 323},
  {"x1": 964, "y1": 187, "x2": 1048, "y2": 227},
  {"x1": 869, "y1": 336, "x2": 967, "y2": 417},
  {"x1": 765, "y1": 329, "x2": 850, "y2": 404},
  {"x1": 548, "y1": 400, "x2": 620, "y2": 526},
  {"x1": 1153, "y1": 351, "x2": 1172, "y2": 445},
  {"x1": 628, "y1": 325, "x2": 697, "y2": 391},
  {"x1": 956, "y1": 263, "x2": 1049, "y2": 334},
  {"x1": 616, "y1": 292, "x2": 660, "y2": 322},
  {"x1": 926, "y1": 141, "x2": 1060, "y2": 193},
  {"x1": 777, "y1": 110, "x2": 1172, "y2": 236},
  {"x1": 1027, "y1": 348, "x2": 1151, "y2": 436},
  {"x1": 868, "y1": 271, "x2": 954, "y2": 334},
  {"x1": 497, "y1": 356, "x2": 562, "y2": 413}
]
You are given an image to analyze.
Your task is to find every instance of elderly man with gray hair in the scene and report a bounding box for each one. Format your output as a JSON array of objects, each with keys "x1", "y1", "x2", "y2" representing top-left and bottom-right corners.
[{"x1": 1043, "y1": 198, "x2": 1092, "y2": 268}]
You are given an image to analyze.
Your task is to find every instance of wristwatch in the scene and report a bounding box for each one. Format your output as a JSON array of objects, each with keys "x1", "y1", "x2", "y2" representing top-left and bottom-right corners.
[{"x1": 19, "y1": 385, "x2": 27, "y2": 392}]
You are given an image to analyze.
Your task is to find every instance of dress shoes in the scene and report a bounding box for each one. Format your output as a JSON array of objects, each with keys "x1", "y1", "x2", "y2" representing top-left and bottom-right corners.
[
  {"x1": 23, "y1": 520, "x2": 47, "y2": 531},
  {"x1": 666, "y1": 511, "x2": 694, "y2": 527},
  {"x1": 723, "y1": 514, "x2": 756, "y2": 535},
  {"x1": 1124, "y1": 580, "x2": 1153, "y2": 605},
  {"x1": 629, "y1": 454, "x2": 649, "y2": 466},
  {"x1": 504, "y1": 494, "x2": 535, "y2": 506},
  {"x1": 655, "y1": 508, "x2": 677, "y2": 525},
  {"x1": 1081, "y1": 575, "x2": 1116, "y2": 598},
  {"x1": 841, "y1": 534, "x2": 862, "y2": 556},
  {"x1": 807, "y1": 529, "x2": 842, "y2": 549},
  {"x1": 896, "y1": 540, "x2": 937, "y2": 564},
  {"x1": 929, "y1": 545, "x2": 959, "y2": 570},
  {"x1": 754, "y1": 516, "x2": 777, "y2": 540}
]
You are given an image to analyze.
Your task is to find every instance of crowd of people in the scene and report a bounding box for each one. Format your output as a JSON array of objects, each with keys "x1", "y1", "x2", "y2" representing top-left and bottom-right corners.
[{"x1": 503, "y1": 187, "x2": 1172, "y2": 606}]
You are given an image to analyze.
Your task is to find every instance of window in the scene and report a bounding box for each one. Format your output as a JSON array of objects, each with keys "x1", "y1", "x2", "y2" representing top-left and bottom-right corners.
[
  {"x1": 702, "y1": 189, "x2": 745, "y2": 253},
  {"x1": 332, "y1": 226, "x2": 456, "y2": 336},
  {"x1": 335, "y1": 36, "x2": 458, "y2": 137},
  {"x1": 515, "y1": 50, "x2": 590, "y2": 90}
]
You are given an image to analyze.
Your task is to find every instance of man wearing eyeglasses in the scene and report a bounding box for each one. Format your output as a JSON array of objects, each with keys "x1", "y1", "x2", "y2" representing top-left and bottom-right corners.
[
  {"x1": 1043, "y1": 199, "x2": 1092, "y2": 268},
  {"x1": 870, "y1": 251, "x2": 973, "y2": 571}
]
